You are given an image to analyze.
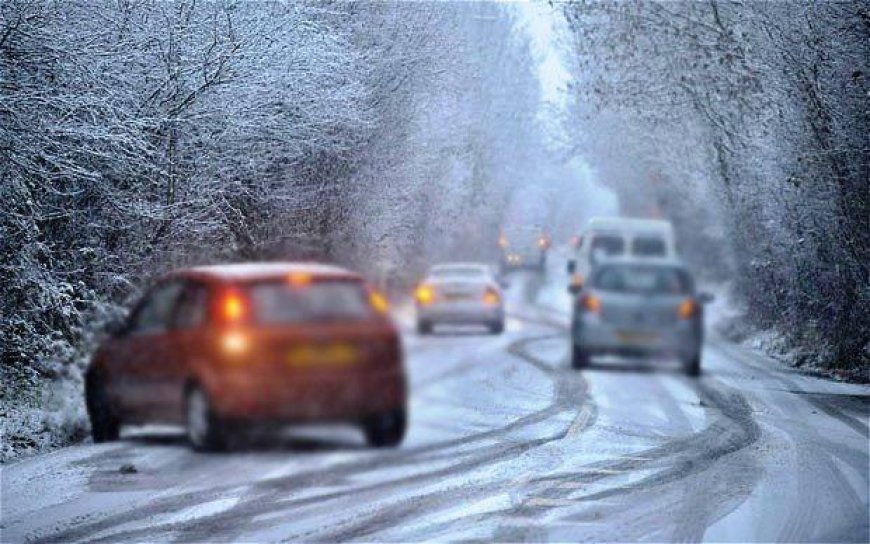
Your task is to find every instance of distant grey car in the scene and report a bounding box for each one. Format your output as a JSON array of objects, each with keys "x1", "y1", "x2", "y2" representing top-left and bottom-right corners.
[
  {"x1": 415, "y1": 263, "x2": 505, "y2": 335},
  {"x1": 570, "y1": 258, "x2": 712, "y2": 376}
]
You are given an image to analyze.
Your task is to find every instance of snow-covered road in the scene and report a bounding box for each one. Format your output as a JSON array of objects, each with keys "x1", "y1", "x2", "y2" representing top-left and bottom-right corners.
[{"x1": 2, "y1": 271, "x2": 867, "y2": 542}]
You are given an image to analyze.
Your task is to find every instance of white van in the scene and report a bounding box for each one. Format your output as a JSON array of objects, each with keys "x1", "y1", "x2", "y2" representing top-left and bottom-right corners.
[{"x1": 567, "y1": 217, "x2": 676, "y2": 292}]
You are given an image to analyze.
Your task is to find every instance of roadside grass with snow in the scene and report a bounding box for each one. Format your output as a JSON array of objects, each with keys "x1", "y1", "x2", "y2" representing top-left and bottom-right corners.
[
  {"x1": 709, "y1": 284, "x2": 869, "y2": 384},
  {"x1": 1, "y1": 365, "x2": 89, "y2": 463}
]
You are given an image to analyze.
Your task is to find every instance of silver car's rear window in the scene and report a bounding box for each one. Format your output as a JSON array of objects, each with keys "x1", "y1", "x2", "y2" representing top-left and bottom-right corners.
[
  {"x1": 592, "y1": 265, "x2": 692, "y2": 295},
  {"x1": 248, "y1": 280, "x2": 373, "y2": 323}
]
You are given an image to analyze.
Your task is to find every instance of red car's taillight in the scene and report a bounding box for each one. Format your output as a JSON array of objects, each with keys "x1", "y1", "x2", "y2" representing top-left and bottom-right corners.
[
  {"x1": 220, "y1": 331, "x2": 248, "y2": 354},
  {"x1": 215, "y1": 288, "x2": 251, "y2": 326}
]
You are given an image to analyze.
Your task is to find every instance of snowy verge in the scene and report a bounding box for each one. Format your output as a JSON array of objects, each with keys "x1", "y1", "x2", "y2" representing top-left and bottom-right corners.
[
  {"x1": 709, "y1": 283, "x2": 869, "y2": 384},
  {"x1": 1, "y1": 364, "x2": 90, "y2": 464}
]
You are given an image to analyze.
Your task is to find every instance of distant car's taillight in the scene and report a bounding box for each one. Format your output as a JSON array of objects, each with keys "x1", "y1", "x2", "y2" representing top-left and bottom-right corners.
[
  {"x1": 415, "y1": 284, "x2": 435, "y2": 305},
  {"x1": 483, "y1": 287, "x2": 501, "y2": 306},
  {"x1": 570, "y1": 235, "x2": 582, "y2": 249},
  {"x1": 580, "y1": 293, "x2": 601, "y2": 313},
  {"x1": 677, "y1": 298, "x2": 697, "y2": 319}
]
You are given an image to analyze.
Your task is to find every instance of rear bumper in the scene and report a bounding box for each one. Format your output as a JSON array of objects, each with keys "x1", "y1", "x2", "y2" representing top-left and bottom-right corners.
[
  {"x1": 417, "y1": 303, "x2": 503, "y2": 324},
  {"x1": 204, "y1": 369, "x2": 407, "y2": 423},
  {"x1": 573, "y1": 316, "x2": 700, "y2": 358}
]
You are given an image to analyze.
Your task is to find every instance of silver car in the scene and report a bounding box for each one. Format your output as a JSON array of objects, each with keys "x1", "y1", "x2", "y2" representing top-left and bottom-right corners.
[
  {"x1": 569, "y1": 258, "x2": 712, "y2": 376},
  {"x1": 415, "y1": 263, "x2": 505, "y2": 335}
]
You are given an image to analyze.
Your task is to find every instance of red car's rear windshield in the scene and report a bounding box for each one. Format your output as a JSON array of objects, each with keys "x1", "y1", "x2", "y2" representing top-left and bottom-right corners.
[{"x1": 247, "y1": 279, "x2": 374, "y2": 324}]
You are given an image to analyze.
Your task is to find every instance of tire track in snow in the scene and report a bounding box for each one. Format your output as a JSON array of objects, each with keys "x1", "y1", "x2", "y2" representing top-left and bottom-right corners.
[
  {"x1": 294, "y1": 329, "x2": 597, "y2": 542},
  {"x1": 709, "y1": 339, "x2": 869, "y2": 542},
  {"x1": 436, "y1": 277, "x2": 766, "y2": 541}
]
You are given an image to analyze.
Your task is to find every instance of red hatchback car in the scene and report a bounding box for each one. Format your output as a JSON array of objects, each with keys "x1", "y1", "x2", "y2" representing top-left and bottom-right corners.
[{"x1": 85, "y1": 263, "x2": 407, "y2": 451}]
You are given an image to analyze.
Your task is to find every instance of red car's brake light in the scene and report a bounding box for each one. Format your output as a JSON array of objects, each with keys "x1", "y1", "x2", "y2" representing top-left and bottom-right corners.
[{"x1": 287, "y1": 272, "x2": 312, "y2": 287}]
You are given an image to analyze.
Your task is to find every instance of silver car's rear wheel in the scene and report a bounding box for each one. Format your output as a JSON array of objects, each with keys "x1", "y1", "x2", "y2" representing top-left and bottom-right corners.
[
  {"x1": 417, "y1": 320, "x2": 433, "y2": 335},
  {"x1": 682, "y1": 353, "x2": 702, "y2": 377},
  {"x1": 571, "y1": 343, "x2": 589, "y2": 369},
  {"x1": 489, "y1": 320, "x2": 504, "y2": 334}
]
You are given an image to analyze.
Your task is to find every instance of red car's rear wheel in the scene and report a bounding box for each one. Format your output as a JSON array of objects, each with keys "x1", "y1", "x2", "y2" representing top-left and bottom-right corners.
[
  {"x1": 186, "y1": 385, "x2": 228, "y2": 452},
  {"x1": 362, "y1": 408, "x2": 406, "y2": 448}
]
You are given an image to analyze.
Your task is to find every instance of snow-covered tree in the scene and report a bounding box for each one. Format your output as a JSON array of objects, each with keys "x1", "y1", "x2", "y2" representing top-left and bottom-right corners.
[
  {"x1": 560, "y1": 0, "x2": 869, "y2": 367},
  {"x1": 1, "y1": 1, "x2": 545, "y2": 392}
]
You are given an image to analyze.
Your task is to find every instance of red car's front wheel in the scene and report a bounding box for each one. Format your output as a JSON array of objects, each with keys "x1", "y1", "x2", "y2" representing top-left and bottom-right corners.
[{"x1": 85, "y1": 370, "x2": 120, "y2": 443}]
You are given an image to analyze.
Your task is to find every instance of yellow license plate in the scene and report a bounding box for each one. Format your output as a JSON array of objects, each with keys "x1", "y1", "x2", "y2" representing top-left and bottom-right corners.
[
  {"x1": 287, "y1": 343, "x2": 358, "y2": 367},
  {"x1": 616, "y1": 331, "x2": 659, "y2": 344}
]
